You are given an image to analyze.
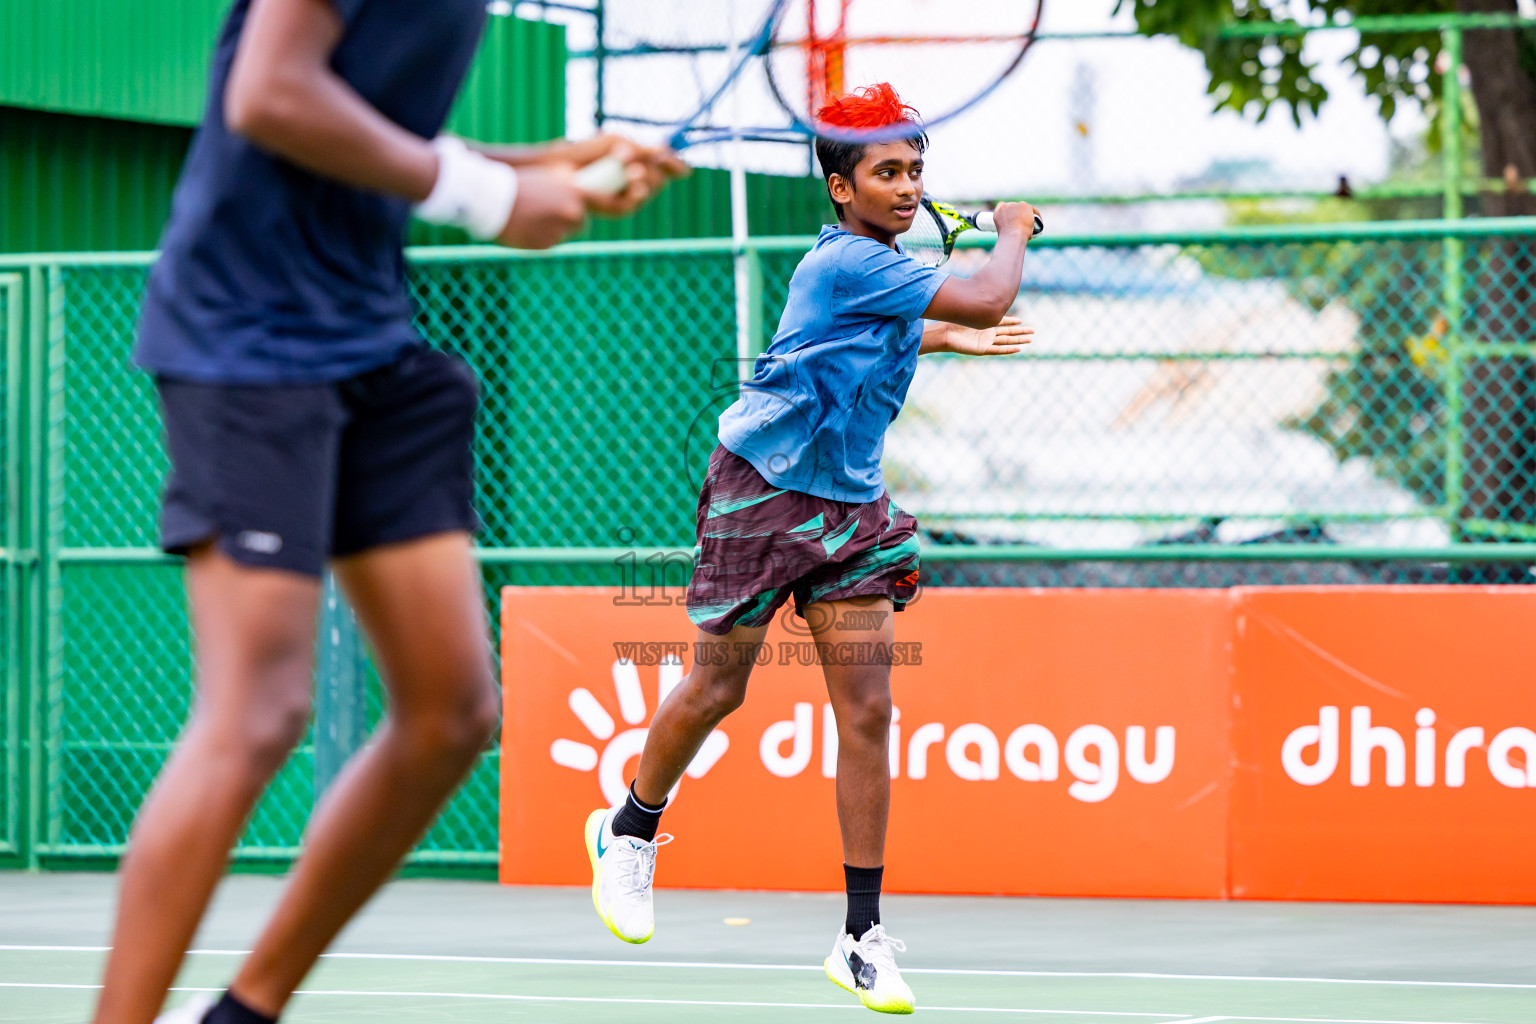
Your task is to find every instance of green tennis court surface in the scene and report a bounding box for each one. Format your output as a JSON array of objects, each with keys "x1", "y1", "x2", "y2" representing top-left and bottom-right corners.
[{"x1": 4, "y1": 874, "x2": 1534, "y2": 1023}]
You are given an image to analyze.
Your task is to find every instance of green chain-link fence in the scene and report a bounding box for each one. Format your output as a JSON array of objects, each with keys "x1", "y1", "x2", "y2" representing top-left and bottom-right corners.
[{"x1": 0, "y1": 217, "x2": 1533, "y2": 869}]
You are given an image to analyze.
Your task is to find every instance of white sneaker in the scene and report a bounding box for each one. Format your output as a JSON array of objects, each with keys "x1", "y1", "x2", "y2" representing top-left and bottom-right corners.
[
  {"x1": 584, "y1": 807, "x2": 671, "y2": 944},
  {"x1": 154, "y1": 994, "x2": 215, "y2": 1023},
  {"x1": 825, "y1": 924, "x2": 916, "y2": 1014}
]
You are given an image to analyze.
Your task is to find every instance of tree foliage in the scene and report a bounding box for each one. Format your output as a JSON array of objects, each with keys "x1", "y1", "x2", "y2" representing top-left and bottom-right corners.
[{"x1": 1112, "y1": 0, "x2": 1522, "y2": 127}]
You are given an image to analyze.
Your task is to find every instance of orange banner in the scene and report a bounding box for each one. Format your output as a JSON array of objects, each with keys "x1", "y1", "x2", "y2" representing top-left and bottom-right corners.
[
  {"x1": 501, "y1": 587, "x2": 1233, "y2": 897},
  {"x1": 1228, "y1": 586, "x2": 1536, "y2": 904}
]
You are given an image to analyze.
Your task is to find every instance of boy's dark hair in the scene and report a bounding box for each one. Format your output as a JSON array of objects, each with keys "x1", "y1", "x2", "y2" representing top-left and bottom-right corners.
[
  {"x1": 814, "y1": 133, "x2": 928, "y2": 222},
  {"x1": 812, "y1": 83, "x2": 927, "y2": 222}
]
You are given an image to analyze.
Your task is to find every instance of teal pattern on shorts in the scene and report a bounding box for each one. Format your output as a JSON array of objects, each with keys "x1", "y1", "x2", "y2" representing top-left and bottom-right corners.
[{"x1": 686, "y1": 445, "x2": 921, "y2": 636}]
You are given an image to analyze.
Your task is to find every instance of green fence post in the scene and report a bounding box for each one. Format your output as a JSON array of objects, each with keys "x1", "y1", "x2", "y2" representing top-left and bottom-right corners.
[
  {"x1": 1440, "y1": 25, "x2": 1466, "y2": 536},
  {"x1": 21, "y1": 264, "x2": 40, "y2": 868},
  {"x1": 593, "y1": 0, "x2": 607, "y2": 129},
  {"x1": 1, "y1": 273, "x2": 21, "y2": 862},
  {"x1": 745, "y1": 245, "x2": 765, "y2": 359},
  {"x1": 40, "y1": 264, "x2": 66, "y2": 863},
  {"x1": 23, "y1": 263, "x2": 54, "y2": 869},
  {"x1": 314, "y1": 575, "x2": 366, "y2": 797}
]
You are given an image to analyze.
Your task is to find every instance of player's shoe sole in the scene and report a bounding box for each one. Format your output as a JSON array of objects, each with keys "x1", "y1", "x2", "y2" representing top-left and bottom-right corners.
[
  {"x1": 825, "y1": 951, "x2": 916, "y2": 1014},
  {"x1": 585, "y1": 808, "x2": 653, "y2": 944}
]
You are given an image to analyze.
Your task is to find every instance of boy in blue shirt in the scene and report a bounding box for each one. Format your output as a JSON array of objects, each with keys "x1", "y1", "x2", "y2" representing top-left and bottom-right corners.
[{"x1": 586, "y1": 84, "x2": 1039, "y2": 1014}]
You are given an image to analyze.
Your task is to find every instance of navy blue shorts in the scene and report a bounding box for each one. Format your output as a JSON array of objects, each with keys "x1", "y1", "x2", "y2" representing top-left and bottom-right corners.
[{"x1": 156, "y1": 347, "x2": 479, "y2": 577}]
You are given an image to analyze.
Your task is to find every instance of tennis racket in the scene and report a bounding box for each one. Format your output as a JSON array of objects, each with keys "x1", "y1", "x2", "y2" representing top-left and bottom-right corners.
[
  {"x1": 763, "y1": 0, "x2": 1045, "y2": 148},
  {"x1": 575, "y1": 0, "x2": 788, "y2": 192},
  {"x1": 591, "y1": 0, "x2": 788, "y2": 152},
  {"x1": 575, "y1": 1, "x2": 1049, "y2": 223},
  {"x1": 902, "y1": 197, "x2": 1044, "y2": 269},
  {"x1": 584, "y1": 1, "x2": 1044, "y2": 154}
]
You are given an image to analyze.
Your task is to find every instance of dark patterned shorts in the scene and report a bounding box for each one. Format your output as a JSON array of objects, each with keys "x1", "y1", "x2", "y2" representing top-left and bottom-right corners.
[{"x1": 686, "y1": 446, "x2": 921, "y2": 636}]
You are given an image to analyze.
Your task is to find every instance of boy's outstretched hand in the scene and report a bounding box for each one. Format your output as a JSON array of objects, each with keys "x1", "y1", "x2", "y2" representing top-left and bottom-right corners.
[{"x1": 925, "y1": 316, "x2": 1035, "y2": 356}]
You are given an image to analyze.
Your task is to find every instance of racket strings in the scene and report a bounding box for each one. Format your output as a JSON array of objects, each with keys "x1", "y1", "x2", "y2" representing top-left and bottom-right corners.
[
  {"x1": 767, "y1": 0, "x2": 1043, "y2": 141},
  {"x1": 804, "y1": 0, "x2": 852, "y2": 115},
  {"x1": 590, "y1": 0, "x2": 1044, "y2": 162},
  {"x1": 901, "y1": 204, "x2": 954, "y2": 269},
  {"x1": 595, "y1": 0, "x2": 784, "y2": 129}
]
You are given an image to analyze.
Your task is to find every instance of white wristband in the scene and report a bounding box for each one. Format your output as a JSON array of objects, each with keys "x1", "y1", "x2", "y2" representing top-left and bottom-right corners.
[{"x1": 414, "y1": 136, "x2": 519, "y2": 241}]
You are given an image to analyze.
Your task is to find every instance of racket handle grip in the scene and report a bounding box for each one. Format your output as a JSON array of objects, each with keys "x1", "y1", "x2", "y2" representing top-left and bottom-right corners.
[
  {"x1": 973, "y1": 210, "x2": 1046, "y2": 237},
  {"x1": 575, "y1": 156, "x2": 629, "y2": 196}
]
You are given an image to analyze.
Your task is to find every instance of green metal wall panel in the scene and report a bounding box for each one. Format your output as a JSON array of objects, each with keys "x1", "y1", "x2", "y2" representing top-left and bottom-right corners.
[
  {"x1": 448, "y1": 13, "x2": 567, "y2": 146},
  {"x1": 0, "y1": 10, "x2": 570, "y2": 255},
  {"x1": 0, "y1": 2, "x2": 567, "y2": 134},
  {"x1": 0, "y1": 107, "x2": 192, "y2": 254},
  {"x1": 0, "y1": 0, "x2": 227, "y2": 126}
]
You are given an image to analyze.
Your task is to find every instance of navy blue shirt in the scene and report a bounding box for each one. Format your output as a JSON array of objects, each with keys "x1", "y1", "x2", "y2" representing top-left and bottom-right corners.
[
  {"x1": 135, "y1": 0, "x2": 487, "y2": 384},
  {"x1": 717, "y1": 226, "x2": 946, "y2": 503}
]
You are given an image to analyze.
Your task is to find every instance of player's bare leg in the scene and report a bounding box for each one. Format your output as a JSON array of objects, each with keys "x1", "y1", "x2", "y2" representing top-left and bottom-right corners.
[
  {"x1": 631, "y1": 622, "x2": 769, "y2": 806},
  {"x1": 228, "y1": 532, "x2": 498, "y2": 1016},
  {"x1": 811, "y1": 597, "x2": 895, "y2": 869},
  {"x1": 94, "y1": 548, "x2": 321, "y2": 1024},
  {"x1": 814, "y1": 595, "x2": 916, "y2": 1014},
  {"x1": 586, "y1": 621, "x2": 767, "y2": 942}
]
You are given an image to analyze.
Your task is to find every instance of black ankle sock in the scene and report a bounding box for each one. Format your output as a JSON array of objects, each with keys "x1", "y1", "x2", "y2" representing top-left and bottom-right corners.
[
  {"x1": 204, "y1": 991, "x2": 277, "y2": 1024},
  {"x1": 844, "y1": 864, "x2": 884, "y2": 940},
  {"x1": 611, "y1": 783, "x2": 666, "y2": 842}
]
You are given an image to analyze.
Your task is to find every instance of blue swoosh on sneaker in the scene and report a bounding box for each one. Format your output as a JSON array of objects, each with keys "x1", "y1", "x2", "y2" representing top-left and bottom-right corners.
[{"x1": 596, "y1": 820, "x2": 609, "y2": 858}]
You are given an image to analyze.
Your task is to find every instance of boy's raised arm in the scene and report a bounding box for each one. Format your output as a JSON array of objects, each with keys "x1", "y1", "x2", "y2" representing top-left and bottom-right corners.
[{"x1": 921, "y1": 201, "x2": 1039, "y2": 329}]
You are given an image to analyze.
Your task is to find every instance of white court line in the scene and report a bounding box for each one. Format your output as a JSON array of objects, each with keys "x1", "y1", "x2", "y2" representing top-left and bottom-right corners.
[
  {"x1": 0, "y1": 983, "x2": 1182, "y2": 1016},
  {"x1": 0, "y1": 982, "x2": 1514, "y2": 1023},
  {"x1": 1182, "y1": 1019, "x2": 1513, "y2": 1024},
  {"x1": 903, "y1": 970, "x2": 1536, "y2": 991},
  {"x1": 3, "y1": 945, "x2": 1536, "y2": 991}
]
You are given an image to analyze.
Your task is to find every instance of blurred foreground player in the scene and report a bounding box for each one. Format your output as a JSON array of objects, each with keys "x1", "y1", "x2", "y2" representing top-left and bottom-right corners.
[
  {"x1": 93, "y1": 1, "x2": 681, "y2": 1022},
  {"x1": 584, "y1": 83, "x2": 1038, "y2": 1015}
]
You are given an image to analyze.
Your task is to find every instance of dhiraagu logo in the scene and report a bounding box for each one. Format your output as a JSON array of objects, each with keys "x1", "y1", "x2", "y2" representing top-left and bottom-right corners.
[
  {"x1": 550, "y1": 657, "x2": 730, "y2": 806},
  {"x1": 759, "y1": 703, "x2": 1177, "y2": 804}
]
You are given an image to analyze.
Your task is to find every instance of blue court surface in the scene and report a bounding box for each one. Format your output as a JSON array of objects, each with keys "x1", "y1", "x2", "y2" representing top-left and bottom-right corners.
[{"x1": 3, "y1": 873, "x2": 1534, "y2": 1022}]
